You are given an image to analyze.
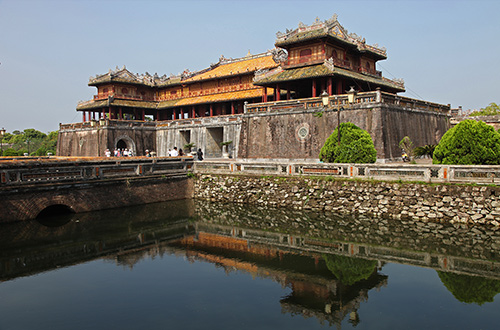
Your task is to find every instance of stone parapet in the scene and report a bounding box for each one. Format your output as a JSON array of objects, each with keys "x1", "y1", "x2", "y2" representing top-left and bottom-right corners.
[{"x1": 194, "y1": 160, "x2": 500, "y2": 185}]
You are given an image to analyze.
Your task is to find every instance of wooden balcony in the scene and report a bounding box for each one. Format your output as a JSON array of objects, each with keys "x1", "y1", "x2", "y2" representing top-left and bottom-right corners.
[{"x1": 93, "y1": 93, "x2": 156, "y2": 102}]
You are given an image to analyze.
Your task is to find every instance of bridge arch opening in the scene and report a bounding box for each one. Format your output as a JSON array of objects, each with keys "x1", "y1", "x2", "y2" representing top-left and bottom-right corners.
[
  {"x1": 37, "y1": 204, "x2": 75, "y2": 219},
  {"x1": 36, "y1": 204, "x2": 75, "y2": 227}
]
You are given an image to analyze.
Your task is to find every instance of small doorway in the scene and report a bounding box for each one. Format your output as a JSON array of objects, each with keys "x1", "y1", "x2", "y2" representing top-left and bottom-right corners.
[
  {"x1": 206, "y1": 127, "x2": 223, "y2": 158},
  {"x1": 117, "y1": 140, "x2": 128, "y2": 149}
]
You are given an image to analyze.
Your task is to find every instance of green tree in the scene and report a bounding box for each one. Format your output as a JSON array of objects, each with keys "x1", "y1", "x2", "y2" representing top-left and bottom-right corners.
[
  {"x1": 319, "y1": 122, "x2": 377, "y2": 163},
  {"x1": 433, "y1": 119, "x2": 500, "y2": 165},
  {"x1": 1, "y1": 129, "x2": 58, "y2": 156},
  {"x1": 470, "y1": 103, "x2": 500, "y2": 116},
  {"x1": 437, "y1": 271, "x2": 500, "y2": 305}
]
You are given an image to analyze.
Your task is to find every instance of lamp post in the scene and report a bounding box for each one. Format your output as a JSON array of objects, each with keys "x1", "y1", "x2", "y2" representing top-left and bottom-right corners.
[
  {"x1": 321, "y1": 90, "x2": 329, "y2": 109},
  {"x1": 0, "y1": 127, "x2": 5, "y2": 156},
  {"x1": 347, "y1": 86, "x2": 357, "y2": 104}
]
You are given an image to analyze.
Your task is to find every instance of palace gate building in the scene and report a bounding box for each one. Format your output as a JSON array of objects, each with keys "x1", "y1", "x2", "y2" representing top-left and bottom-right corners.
[{"x1": 58, "y1": 15, "x2": 450, "y2": 161}]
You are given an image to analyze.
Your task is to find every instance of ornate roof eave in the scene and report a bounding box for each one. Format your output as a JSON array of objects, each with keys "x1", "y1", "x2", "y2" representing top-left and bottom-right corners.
[
  {"x1": 76, "y1": 98, "x2": 157, "y2": 111},
  {"x1": 253, "y1": 59, "x2": 404, "y2": 92}
]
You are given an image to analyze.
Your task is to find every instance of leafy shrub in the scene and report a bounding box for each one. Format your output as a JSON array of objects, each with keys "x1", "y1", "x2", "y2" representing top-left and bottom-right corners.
[
  {"x1": 3, "y1": 148, "x2": 21, "y2": 156},
  {"x1": 319, "y1": 122, "x2": 377, "y2": 163},
  {"x1": 433, "y1": 119, "x2": 500, "y2": 165},
  {"x1": 414, "y1": 145, "x2": 436, "y2": 158}
]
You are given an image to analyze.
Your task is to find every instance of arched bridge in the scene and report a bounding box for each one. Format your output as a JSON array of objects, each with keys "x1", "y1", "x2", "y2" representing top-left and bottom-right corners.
[{"x1": 0, "y1": 157, "x2": 194, "y2": 223}]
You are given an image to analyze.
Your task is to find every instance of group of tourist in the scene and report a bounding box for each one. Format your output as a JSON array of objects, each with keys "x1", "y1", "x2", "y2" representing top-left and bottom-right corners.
[
  {"x1": 103, "y1": 146, "x2": 203, "y2": 160},
  {"x1": 168, "y1": 147, "x2": 183, "y2": 157},
  {"x1": 105, "y1": 148, "x2": 134, "y2": 157}
]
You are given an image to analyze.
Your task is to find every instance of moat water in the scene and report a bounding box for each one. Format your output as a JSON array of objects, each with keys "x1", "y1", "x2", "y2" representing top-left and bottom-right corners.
[{"x1": 1, "y1": 199, "x2": 500, "y2": 330}]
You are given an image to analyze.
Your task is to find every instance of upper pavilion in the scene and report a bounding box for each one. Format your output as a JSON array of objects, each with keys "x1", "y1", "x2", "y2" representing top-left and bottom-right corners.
[{"x1": 253, "y1": 15, "x2": 404, "y2": 101}]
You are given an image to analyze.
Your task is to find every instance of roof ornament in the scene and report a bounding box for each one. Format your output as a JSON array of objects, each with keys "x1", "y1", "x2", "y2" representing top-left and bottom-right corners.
[
  {"x1": 324, "y1": 57, "x2": 335, "y2": 71},
  {"x1": 270, "y1": 48, "x2": 288, "y2": 64}
]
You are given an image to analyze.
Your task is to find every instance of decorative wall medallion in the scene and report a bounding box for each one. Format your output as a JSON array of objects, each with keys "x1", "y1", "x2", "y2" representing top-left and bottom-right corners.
[{"x1": 296, "y1": 123, "x2": 310, "y2": 141}]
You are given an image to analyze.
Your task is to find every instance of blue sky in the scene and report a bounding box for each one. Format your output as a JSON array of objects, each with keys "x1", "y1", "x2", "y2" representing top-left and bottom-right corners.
[{"x1": 1, "y1": 0, "x2": 499, "y2": 133}]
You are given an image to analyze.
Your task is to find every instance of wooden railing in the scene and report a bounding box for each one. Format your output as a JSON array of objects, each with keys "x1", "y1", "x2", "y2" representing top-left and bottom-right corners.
[{"x1": 194, "y1": 160, "x2": 500, "y2": 185}]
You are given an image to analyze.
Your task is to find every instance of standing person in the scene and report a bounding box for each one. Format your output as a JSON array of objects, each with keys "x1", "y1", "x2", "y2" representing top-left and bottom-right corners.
[
  {"x1": 197, "y1": 148, "x2": 203, "y2": 161},
  {"x1": 179, "y1": 148, "x2": 184, "y2": 156},
  {"x1": 114, "y1": 149, "x2": 118, "y2": 157},
  {"x1": 171, "y1": 147, "x2": 179, "y2": 157},
  {"x1": 105, "y1": 149, "x2": 111, "y2": 157}
]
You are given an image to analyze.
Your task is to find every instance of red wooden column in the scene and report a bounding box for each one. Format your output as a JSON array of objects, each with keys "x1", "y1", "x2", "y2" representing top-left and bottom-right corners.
[
  {"x1": 109, "y1": 107, "x2": 112, "y2": 119},
  {"x1": 173, "y1": 109, "x2": 176, "y2": 120},
  {"x1": 328, "y1": 77, "x2": 333, "y2": 95},
  {"x1": 312, "y1": 79, "x2": 317, "y2": 97},
  {"x1": 142, "y1": 109, "x2": 145, "y2": 121},
  {"x1": 119, "y1": 108, "x2": 123, "y2": 120},
  {"x1": 263, "y1": 87, "x2": 268, "y2": 102},
  {"x1": 276, "y1": 84, "x2": 281, "y2": 101},
  {"x1": 336, "y1": 80, "x2": 343, "y2": 95},
  {"x1": 231, "y1": 102, "x2": 235, "y2": 115},
  {"x1": 83, "y1": 112, "x2": 86, "y2": 122},
  {"x1": 210, "y1": 104, "x2": 213, "y2": 117},
  {"x1": 192, "y1": 106, "x2": 195, "y2": 118}
]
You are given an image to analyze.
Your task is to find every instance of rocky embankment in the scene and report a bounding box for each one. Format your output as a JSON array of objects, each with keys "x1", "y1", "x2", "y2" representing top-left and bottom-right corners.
[{"x1": 194, "y1": 174, "x2": 500, "y2": 226}]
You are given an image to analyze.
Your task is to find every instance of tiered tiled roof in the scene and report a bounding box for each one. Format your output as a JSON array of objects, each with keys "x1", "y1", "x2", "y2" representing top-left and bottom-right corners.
[
  {"x1": 182, "y1": 53, "x2": 278, "y2": 82},
  {"x1": 254, "y1": 59, "x2": 405, "y2": 92},
  {"x1": 275, "y1": 14, "x2": 387, "y2": 60},
  {"x1": 88, "y1": 66, "x2": 170, "y2": 87},
  {"x1": 158, "y1": 88, "x2": 274, "y2": 109}
]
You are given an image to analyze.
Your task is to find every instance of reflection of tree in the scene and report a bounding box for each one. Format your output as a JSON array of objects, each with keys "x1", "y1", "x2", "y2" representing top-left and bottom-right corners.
[
  {"x1": 323, "y1": 254, "x2": 377, "y2": 286},
  {"x1": 437, "y1": 271, "x2": 500, "y2": 305}
]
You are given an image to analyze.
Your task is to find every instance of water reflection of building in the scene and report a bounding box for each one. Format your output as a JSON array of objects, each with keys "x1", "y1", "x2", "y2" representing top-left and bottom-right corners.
[
  {"x1": 0, "y1": 200, "x2": 196, "y2": 281},
  {"x1": 3, "y1": 199, "x2": 500, "y2": 317},
  {"x1": 169, "y1": 230, "x2": 388, "y2": 328}
]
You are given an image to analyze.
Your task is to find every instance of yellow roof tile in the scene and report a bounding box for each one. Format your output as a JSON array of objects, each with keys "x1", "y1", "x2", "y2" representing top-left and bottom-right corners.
[
  {"x1": 158, "y1": 88, "x2": 274, "y2": 108},
  {"x1": 183, "y1": 55, "x2": 278, "y2": 82}
]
